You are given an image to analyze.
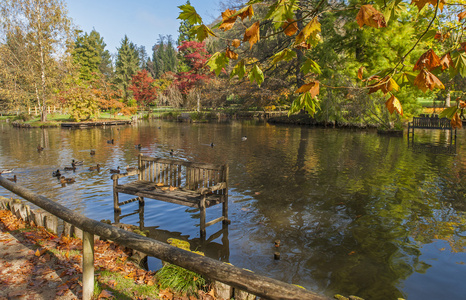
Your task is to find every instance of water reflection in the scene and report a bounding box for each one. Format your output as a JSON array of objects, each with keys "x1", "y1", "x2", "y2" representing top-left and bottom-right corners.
[{"x1": 0, "y1": 121, "x2": 466, "y2": 299}]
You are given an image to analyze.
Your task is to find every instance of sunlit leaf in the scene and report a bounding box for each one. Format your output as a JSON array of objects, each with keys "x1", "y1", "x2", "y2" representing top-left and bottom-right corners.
[
  {"x1": 300, "y1": 58, "x2": 322, "y2": 75},
  {"x1": 450, "y1": 51, "x2": 466, "y2": 77},
  {"x1": 189, "y1": 25, "x2": 216, "y2": 42},
  {"x1": 439, "y1": 106, "x2": 458, "y2": 119},
  {"x1": 98, "y1": 290, "x2": 114, "y2": 299},
  {"x1": 295, "y1": 17, "x2": 321, "y2": 46},
  {"x1": 413, "y1": 49, "x2": 441, "y2": 71},
  {"x1": 248, "y1": 64, "x2": 264, "y2": 87},
  {"x1": 459, "y1": 11, "x2": 466, "y2": 21},
  {"x1": 243, "y1": 21, "x2": 260, "y2": 49},
  {"x1": 237, "y1": 5, "x2": 254, "y2": 20},
  {"x1": 295, "y1": 80, "x2": 320, "y2": 99},
  {"x1": 288, "y1": 91, "x2": 320, "y2": 116},
  {"x1": 177, "y1": 4, "x2": 202, "y2": 25},
  {"x1": 265, "y1": 0, "x2": 297, "y2": 28},
  {"x1": 356, "y1": 5, "x2": 387, "y2": 29},
  {"x1": 385, "y1": 95, "x2": 403, "y2": 115},
  {"x1": 218, "y1": 9, "x2": 237, "y2": 31},
  {"x1": 270, "y1": 49, "x2": 296, "y2": 65},
  {"x1": 230, "y1": 59, "x2": 247, "y2": 79},
  {"x1": 226, "y1": 48, "x2": 238, "y2": 59},
  {"x1": 357, "y1": 66, "x2": 365, "y2": 80},
  {"x1": 439, "y1": 53, "x2": 452, "y2": 71},
  {"x1": 282, "y1": 19, "x2": 298, "y2": 36},
  {"x1": 368, "y1": 76, "x2": 398, "y2": 94},
  {"x1": 231, "y1": 39, "x2": 241, "y2": 48},
  {"x1": 414, "y1": 69, "x2": 445, "y2": 92},
  {"x1": 206, "y1": 52, "x2": 229, "y2": 76},
  {"x1": 411, "y1": 0, "x2": 445, "y2": 11},
  {"x1": 451, "y1": 112, "x2": 463, "y2": 129}
]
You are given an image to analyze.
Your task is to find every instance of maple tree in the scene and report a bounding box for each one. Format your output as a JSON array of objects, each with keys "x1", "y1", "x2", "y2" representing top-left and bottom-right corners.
[
  {"x1": 129, "y1": 70, "x2": 158, "y2": 109},
  {"x1": 178, "y1": 0, "x2": 466, "y2": 128}
]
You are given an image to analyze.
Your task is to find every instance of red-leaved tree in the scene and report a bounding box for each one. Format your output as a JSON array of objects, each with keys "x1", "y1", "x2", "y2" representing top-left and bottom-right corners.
[
  {"x1": 175, "y1": 41, "x2": 212, "y2": 95},
  {"x1": 129, "y1": 70, "x2": 158, "y2": 109}
]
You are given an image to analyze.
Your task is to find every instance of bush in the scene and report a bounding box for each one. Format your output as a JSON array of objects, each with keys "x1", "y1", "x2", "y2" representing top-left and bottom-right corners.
[{"x1": 13, "y1": 113, "x2": 32, "y2": 122}]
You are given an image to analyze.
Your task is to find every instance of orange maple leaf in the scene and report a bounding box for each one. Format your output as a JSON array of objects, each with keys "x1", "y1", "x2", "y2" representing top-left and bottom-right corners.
[
  {"x1": 413, "y1": 49, "x2": 441, "y2": 71},
  {"x1": 238, "y1": 5, "x2": 254, "y2": 21},
  {"x1": 451, "y1": 112, "x2": 463, "y2": 129},
  {"x1": 357, "y1": 66, "x2": 365, "y2": 80},
  {"x1": 231, "y1": 39, "x2": 241, "y2": 48},
  {"x1": 414, "y1": 69, "x2": 445, "y2": 92},
  {"x1": 459, "y1": 11, "x2": 466, "y2": 21},
  {"x1": 439, "y1": 53, "x2": 452, "y2": 70},
  {"x1": 368, "y1": 76, "x2": 398, "y2": 95},
  {"x1": 282, "y1": 19, "x2": 298, "y2": 36},
  {"x1": 296, "y1": 81, "x2": 320, "y2": 98},
  {"x1": 356, "y1": 5, "x2": 387, "y2": 29},
  {"x1": 385, "y1": 95, "x2": 403, "y2": 115},
  {"x1": 226, "y1": 48, "x2": 238, "y2": 59},
  {"x1": 411, "y1": 0, "x2": 445, "y2": 11},
  {"x1": 243, "y1": 21, "x2": 260, "y2": 49},
  {"x1": 219, "y1": 9, "x2": 237, "y2": 31}
]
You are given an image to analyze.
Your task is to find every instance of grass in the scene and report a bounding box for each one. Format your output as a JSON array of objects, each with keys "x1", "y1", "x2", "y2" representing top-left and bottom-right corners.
[
  {"x1": 156, "y1": 263, "x2": 206, "y2": 296},
  {"x1": 94, "y1": 270, "x2": 159, "y2": 299}
]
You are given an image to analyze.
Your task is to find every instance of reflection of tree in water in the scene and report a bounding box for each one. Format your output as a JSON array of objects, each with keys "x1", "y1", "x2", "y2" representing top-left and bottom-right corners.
[{"x1": 236, "y1": 128, "x2": 465, "y2": 299}]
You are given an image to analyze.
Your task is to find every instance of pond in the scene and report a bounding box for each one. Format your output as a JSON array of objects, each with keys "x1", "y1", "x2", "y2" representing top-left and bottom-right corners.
[{"x1": 0, "y1": 119, "x2": 465, "y2": 300}]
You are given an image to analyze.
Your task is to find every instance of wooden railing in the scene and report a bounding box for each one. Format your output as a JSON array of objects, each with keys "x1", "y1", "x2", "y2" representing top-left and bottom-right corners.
[{"x1": 0, "y1": 176, "x2": 329, "y2": 300}]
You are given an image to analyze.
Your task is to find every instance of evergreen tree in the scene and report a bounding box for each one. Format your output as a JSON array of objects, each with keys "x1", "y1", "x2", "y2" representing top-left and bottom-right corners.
[
  {"x1": 114, "y1": 35, "x2": 140, "y2": 102},
  {"x1": 150, "y1": 35, "x2": 177, "y2": 79}
]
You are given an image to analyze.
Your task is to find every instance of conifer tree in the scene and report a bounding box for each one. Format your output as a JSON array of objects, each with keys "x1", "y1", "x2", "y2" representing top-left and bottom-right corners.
[{"x1": 114, "y1": 35, "x2": 140, "y2": 102}]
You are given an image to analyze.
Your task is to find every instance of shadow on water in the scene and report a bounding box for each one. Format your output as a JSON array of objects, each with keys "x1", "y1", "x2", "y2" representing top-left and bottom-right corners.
[{"x1": 1, "y1": 120, "x2": 466, "y2": 299}]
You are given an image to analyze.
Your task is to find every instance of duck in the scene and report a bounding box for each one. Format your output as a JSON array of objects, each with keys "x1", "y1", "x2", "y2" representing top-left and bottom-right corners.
[
  {"x1": 60, "y1": 176, "x2": 75, "y2": 184},
  {"x1": 52, "y1": 169, "x2": 61, "y2": 177},
  {"x1": 72, "y1": 159, "x2": 84, "y2": 166},
  {"x1": 241, "y1": 136, "x2": 248, "y2": 141},
  {"x1": 107, "y1": 139, "x2": 114, "y2": 144},
  {"x1": 110, "y1": 166, "x2": 120, "y2": 174},
  {"x1": 210, "y1": 142, "x2": 214, "y2": 147},
  {"x1": 135, "y1": 144, "x2": 142, "y2": 149},
  {"x1": 0, "y1": 169, "x2": 13, "y2": 174},
  {"x1": 90, "y1": 150, "x2": 96, "y2": 155},
  {"x1": 64, "y1": 163, "x2": 76, "y2": 171},
  {"x1": 37, "y1": 145, "x2": 44, "y2": 151},
  {"x1": 7, "y1": 175, "x2": 17, "y2": 182},
  {"x1": 88, "y1": 164, "x2": 101, "y2": 171},
  {"x1": 124, "y1": 165, "x2": 137, "y2": 172}
]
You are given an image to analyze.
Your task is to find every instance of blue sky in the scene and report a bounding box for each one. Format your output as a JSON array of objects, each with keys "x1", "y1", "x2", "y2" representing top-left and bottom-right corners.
[{"x1": 65, "y1": 0, "x2": 221, "y2": 55}]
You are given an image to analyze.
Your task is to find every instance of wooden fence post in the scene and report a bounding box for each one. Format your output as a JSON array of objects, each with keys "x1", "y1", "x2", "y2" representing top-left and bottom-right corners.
[{"x1": 82, "y1": 231, "x2": 95, "y2": 300}]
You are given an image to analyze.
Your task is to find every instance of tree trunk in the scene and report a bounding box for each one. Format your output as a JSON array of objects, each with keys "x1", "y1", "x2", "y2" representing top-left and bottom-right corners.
[{"x1": 445, "y1": 89, "x2": 451, "y2": 108}]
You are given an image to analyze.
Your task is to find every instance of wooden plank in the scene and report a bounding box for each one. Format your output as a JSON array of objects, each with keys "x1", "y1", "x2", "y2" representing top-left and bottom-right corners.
[{"x1": 205, "y1": 216, "x2": 225, "y2": 227}]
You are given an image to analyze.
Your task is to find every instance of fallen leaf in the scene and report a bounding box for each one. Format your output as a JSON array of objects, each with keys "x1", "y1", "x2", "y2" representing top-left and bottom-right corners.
[{"x1": 98, "y1": 289, "x2": 114, "y2": 299}]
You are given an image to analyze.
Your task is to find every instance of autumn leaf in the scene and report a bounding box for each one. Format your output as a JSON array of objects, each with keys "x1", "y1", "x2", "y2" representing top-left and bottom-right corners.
[
  {"x1": 282, "y1": 19, "x2": 298, "y2": 36},
  {"x1": 189, "y1": 25, "x2": 216, "y2": 42},
  {"x1": 385, "y1": 95, "x2": 403, "y2": 115},
  {"x1": 218, "y1": 9, "x2": 237, "y2": 31},
  {"x1": 295, "y1": 80, "x2": 320, "y2": 99},
  {"x1": 270, "y1": 49, "x2": 296, "y2": 65},
  {"x1": 356, "y1": 5, "x2": 387, "y2": 29},
  {"x1": 243, "y1": 21, "x2": 260, "y2": 49},
  {"x1": 459, "y1": 11, "x2": 466, "y2": 21},
  {"x1": 231, "y1": 39, "x2": 241, "y2": 48},
  {"x1": 368, "y1": 76, "x2": 399, "y2": 94},
  {"x1": 237, "y1": 5, "x2": 254, "y2": 20},
  {"x1": 230, "y1": 59, "x2": 247, "y2": 80},
  {"x1": 357, "y1": 66, "x2": 365, "y2": 80},
  {"x1": 411, "y1": 0, "x2": 445, "y2": 11},
  {"x1": 177, "y1": 4, "x2": 202, "y2": 25},
  {"x1": 451, "y1": 112, "x2": 463, "y2": 129},
  {"x1": 413, "y1": 49, "x2": 441, "y2": 71},
  {"x1": 98, "y1": 290, "x2": 114, "y2": 299},
  {"x1": 439, "y1": 53, "x2": 452, "y2": 70},
  {"x1": 414, "y1": 69, "x2": 445, "y2": 92},
  {"x1": 159, "y1": 288, "x2": 174, "y2": 300},
  {"x1": 225, "y1": 48, "x2": 238, "y2": 59},
  {"x1": 295, "y1": 17, "x2": 321, "y2": 46},
  {"x1": 206, "y1": 52, "x2": 229, "y2": 76},
  {"x1": 248, "y1": 64, "x2": 264, "y2": 87}
]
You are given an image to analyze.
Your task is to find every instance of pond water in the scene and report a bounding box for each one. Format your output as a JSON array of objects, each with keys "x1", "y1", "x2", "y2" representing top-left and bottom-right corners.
[{"x1": 0, "y1": 119, "x2": 465, "y2": 300}]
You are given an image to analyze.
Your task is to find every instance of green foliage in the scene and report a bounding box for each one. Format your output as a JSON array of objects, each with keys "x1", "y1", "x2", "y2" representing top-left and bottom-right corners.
[
  {"x1": 206, "y1": 52, "x2": 229, "y2": 76},
  {"x1": 156, "y1": 263, "x2": 206, "y2": 296},
  {"x1": 230, "y1": 59, "x2": 246, "y2": 80},
  {"x1": 177, "y1": 3, "x2": 202, "y2": 25},
  {"x1": 114, "y1": 35, "x2": 140, "y2": 102},
  {"x1": 178, "y1": 0, "x2": 195, "y2": 45},
  {"x1": 248, "y1": 65, "x2": 264, "y2": 87},
  {"x1": 289, "y1": 92, "x2": 320, "y2": 116}
]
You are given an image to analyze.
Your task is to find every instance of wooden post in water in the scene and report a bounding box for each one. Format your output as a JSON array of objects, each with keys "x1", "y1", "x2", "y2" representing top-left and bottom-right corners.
[{"x1": 82, "y1": 231, "x2": 94, "y2": 300}]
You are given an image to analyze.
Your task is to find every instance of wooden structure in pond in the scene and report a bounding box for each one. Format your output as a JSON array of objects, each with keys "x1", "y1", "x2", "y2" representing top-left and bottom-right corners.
[
  {"x1": 407, "y1": 114, "x2": 457, "y2": 144},
  {"x1": 111, "y1": 154, "x2": 229, "y2": 237}
]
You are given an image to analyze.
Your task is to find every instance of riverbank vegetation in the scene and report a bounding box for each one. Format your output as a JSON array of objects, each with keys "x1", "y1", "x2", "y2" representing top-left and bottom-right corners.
[{"x1": 1, "y1": 0, "x2": 465, "y2": 130}]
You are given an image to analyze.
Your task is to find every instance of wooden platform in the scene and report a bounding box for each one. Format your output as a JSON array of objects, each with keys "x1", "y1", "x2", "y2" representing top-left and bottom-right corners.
[
  {"x1": 407, "y1": 115, "x2": 457, "y2": 146},
  {"x1": 61, "y1": 120, "x2": 132, "y2": 128}
]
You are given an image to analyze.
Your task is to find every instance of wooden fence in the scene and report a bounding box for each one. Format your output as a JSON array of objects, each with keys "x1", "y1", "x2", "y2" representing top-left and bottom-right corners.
[{"x1": 0, "y1": 176, "x2": 329, "y2": 300}]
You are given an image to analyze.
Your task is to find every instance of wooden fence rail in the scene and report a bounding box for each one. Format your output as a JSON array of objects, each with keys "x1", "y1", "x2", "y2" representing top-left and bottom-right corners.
[{"x1": 0, "y1": 176, "x2": 328, "y2": 300}]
